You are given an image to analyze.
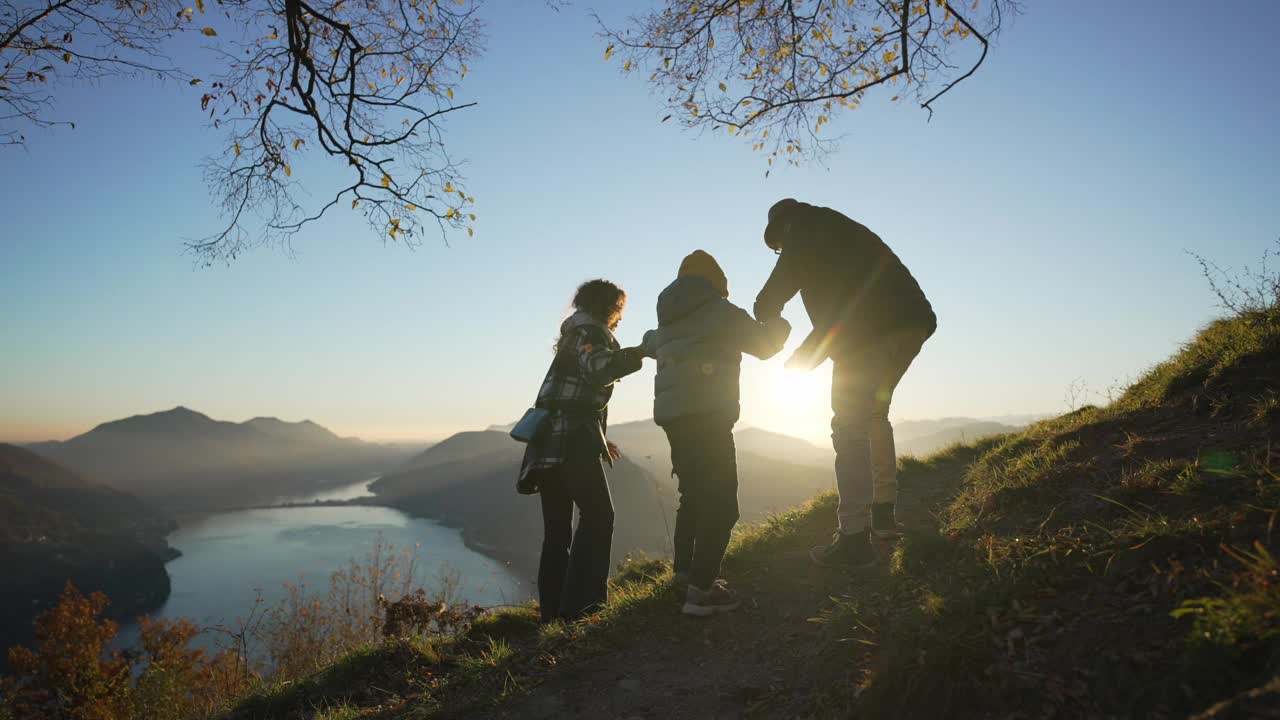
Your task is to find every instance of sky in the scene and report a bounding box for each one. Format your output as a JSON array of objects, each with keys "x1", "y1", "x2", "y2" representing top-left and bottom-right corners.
[{"x1": 2, "y1": 0, "x2": 1278, "y2": 446}]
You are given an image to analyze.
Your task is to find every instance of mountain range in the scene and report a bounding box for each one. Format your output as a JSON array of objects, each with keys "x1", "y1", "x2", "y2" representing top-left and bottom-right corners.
[
  {"x1": 0, "y1": 443, "x2": 176, "y2": 655},
  {"x1": 29, "y1": 407, "x2": 417, "y2": 510}
]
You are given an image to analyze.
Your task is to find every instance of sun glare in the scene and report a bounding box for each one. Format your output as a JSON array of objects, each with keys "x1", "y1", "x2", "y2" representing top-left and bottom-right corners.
[{"x1": 743, "y1": 362, "x2": 834, "y2": 444}]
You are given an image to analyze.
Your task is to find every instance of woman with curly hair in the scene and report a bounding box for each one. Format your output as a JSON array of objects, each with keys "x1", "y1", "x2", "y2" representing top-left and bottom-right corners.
[{"x1": 518, "y1": 279, "x2": 645, "y2": 622}]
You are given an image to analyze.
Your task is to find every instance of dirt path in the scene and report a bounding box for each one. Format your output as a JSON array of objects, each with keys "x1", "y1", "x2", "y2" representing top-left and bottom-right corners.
[{"x1": 451, "y1": 460, "x2": 964, "y2": 720}]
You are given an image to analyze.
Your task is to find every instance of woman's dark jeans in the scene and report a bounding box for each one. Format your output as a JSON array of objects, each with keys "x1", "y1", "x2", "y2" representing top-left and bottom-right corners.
[
  {"x1": 537, "y1": 425, "x2": 614, "y2": 622},
  {"x1": 664, "y1": 412, "x2": 740, "y2": 590}
]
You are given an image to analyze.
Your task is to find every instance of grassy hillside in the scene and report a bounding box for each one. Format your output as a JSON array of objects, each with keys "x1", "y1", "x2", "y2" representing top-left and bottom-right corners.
[{"x1": 225, "y1": 308, "x2": 1279, "y2": 719}]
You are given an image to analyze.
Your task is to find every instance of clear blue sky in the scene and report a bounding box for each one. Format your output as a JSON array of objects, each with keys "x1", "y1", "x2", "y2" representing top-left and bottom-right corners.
[{"x1": 2, "y1": 0, "x2": 1277, "y2": 445}]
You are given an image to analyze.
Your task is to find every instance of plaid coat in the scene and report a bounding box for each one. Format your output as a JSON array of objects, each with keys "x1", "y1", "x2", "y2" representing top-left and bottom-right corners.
[{"x1": 517, "y1": 312, "x2": 642, "y2": 493}]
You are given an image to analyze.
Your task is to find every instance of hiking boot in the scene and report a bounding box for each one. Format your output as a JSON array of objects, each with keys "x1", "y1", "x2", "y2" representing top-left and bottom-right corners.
[
  {"x1": 871, "y1": 502, "x2": 905, "y2": 541},
  {"x1": 810, "y1": 530, "x2": 876, "y2": 569},
  {"x1": 682, "y1": 580, "x2": 740, "y2": 617}
]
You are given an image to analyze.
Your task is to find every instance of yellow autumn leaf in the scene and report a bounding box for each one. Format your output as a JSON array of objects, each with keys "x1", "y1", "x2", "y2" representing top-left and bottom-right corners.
[
  {"x1": 443, "y1": 181, "x2": 454, "y2": 193},
  {"x1": 624, "y1": 60, "x2": 631, "y2": 72},
  {"x1": 604, "y1": 45, "x2": 615, "y2": 60},
  {"x1": 352, "y1": 199, "x2": 360, "y2": 209},
  {"x1": 283, "y1": 164, "x2": 291, "y2": 177},
  {"x1": 391, "y1": 218, "x2": 400, "y2": 228},
  {"x1": 197, "y1": 0, "x2": 204, "y2": 11},
  {"x1": 468, "y1": 227, "x2": 474, "y2": 237},
  {"x1": 447, "y1": 87, "x2": 454, "y2": 100},
  {"x1": 201, "y1": 27, "x2": 217, "y2": 36},
  {"x1": 468, "y1": 213, "x2": 476, "y2": 221},
  {"x1": 293, "y1": 138, "x2": 303, "y2": 150},
  {"x1": 406, "y1": 203, "x2": 417, "y2": 211},
  {"x1": 719, "y1": 82, "x2": 727, "y2": 91},
  {"x1": 381, "y1": 174, "x2": 392, "y2": 188},
  {"x1": 446, "y1": 208, "x2": 456, "y2": 219},
  {"x1": 62, "y1": 53, "x2": 71, "y2": 63}
]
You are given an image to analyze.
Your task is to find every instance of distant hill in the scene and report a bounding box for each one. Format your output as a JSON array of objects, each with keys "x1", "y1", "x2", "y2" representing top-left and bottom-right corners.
[
  {"x1": 398, "y1": 430, "x2": 513, "y2": 471},
  {"x1": 372, "y1": 441, "x2": 676, "y2": 575},
  {"x1": 606, "y1": 419, "x2": 834, "y2": 475},
  {"x1": 30, "y1": 407, "x2": 416, "y2": 510},
  {"x1": 894, "y1": 417, "x2": 1023, "y2": 458},
  {"x1": 241, "y1": 416, "x2": 354, "y2": 445},
  {"x1": 371, "y1": 421, "x2": 840, "y2": 576},
  {"x1": 735, "y1": 426, "x2": 834, "y2": 467},
  {"x1": 0, "y1": 444, "x2": 176, "y2": 656},
  {"x1": 610, "y1": 416, "x2": 1025, "y2": 473}
]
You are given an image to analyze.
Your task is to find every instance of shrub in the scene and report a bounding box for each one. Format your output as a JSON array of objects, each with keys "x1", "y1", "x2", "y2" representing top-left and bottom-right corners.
[{"x1": 0, "y1": 584, "x2": 248, "y2": 720}]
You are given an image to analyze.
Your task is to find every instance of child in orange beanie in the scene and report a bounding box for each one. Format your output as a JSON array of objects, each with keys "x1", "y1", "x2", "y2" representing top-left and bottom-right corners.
[{"x1": 640, "y1": 250, "x2": 790, "y2": 616}]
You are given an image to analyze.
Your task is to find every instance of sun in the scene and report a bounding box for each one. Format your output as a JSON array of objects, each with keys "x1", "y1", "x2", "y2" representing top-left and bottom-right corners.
[{"x1": 741, "y1": 361, "x2": 833, "y2": 443}]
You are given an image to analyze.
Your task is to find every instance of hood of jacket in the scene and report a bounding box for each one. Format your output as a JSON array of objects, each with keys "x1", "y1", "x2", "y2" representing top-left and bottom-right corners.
[
  {"x1": 656, "y1": 276, "x2": 721, "y2": 327},
  {"x1": 561, "y1": 310, "x2": 615, "y2": 341}
]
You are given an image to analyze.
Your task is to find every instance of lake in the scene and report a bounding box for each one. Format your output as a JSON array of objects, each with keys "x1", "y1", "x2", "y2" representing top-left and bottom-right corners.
[{"x1": 119, "y1": 478, "x2": 528, "y2": 648}]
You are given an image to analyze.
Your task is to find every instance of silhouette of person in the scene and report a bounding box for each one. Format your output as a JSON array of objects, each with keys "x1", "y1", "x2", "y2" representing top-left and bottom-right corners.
[
  {"x1": 639, "y1": 251, "x2": 790, "y2": 615},
  {"x1": 753, "y1": 199, "x2": 937, "y2": 568},
  {"x1": 519, "y1": 280, "x2": 644, "y2": 621}
]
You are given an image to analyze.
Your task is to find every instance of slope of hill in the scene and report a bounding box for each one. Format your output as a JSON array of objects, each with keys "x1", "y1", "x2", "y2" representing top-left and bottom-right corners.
[
  {"x1": 229, "y1": 307, "x2": 1280, "y2": 720},
  {"x1": 0, "y1": 444, "x2": 177, "y2": 656},
  {"x1": 31, "y1": 407, "x2": 415, "y2": 509}
]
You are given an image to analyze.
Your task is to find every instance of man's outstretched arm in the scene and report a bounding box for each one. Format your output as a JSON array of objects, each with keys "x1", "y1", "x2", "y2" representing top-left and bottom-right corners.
[{"x1": 754, "y1": 246, "x2": 802, "y2": 321}]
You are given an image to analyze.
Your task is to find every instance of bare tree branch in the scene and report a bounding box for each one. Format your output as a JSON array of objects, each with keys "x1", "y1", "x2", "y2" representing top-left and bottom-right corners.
[
  {"x1": 182, "y1": 0, "x2": 483, "y2": 264},
  {"x1": 1, "y1": 0, "x2": 188, "y2": 146},
  {"x1": 599, "y1": 0, "x2": 1020, "y2": 165},
  {"x1": 2, "y1": 1, "x2": 483, "y2": 262}
]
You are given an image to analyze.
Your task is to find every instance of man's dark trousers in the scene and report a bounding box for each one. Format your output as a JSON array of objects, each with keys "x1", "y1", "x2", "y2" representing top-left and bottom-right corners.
[{"x1": 831, "y1": 327, "x2": 930, "y2": 534}]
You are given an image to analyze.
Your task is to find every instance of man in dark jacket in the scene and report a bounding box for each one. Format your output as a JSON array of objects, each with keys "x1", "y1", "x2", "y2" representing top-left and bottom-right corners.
[
  {"x1": 753, "y1": 199, "x2": 937, "y2": 569},
  {"x1": 641, "y1": 250, "x2": 791, "y2": 615}
]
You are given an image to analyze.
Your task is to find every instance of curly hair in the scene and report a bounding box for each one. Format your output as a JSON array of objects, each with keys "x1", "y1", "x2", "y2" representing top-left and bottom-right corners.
[
  {"x1": 572, "y1": 279, "x2": 627, "y2": 330},
  {"x1": 555, "y1": 279, "x2": 627, "y2": 353}
]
